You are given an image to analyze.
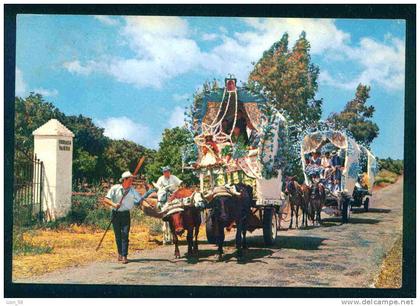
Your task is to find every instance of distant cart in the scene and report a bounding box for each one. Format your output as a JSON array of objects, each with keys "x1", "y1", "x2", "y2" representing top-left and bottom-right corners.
[
  {"x1": 188, "y1": 77, "x2": 290, "y2": 245},
  {"x1": 301, "y1": 130, "x2": 377, "y2": 222}
]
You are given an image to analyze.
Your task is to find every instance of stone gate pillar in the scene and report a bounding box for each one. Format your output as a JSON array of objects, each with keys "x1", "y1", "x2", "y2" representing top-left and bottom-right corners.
[{"x1": 33, "y1": 119, "x2": 74, "y2": 221}]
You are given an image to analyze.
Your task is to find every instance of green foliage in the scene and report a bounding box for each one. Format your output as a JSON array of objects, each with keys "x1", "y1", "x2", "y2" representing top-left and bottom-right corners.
[
  {"x1": 248, "y1": 32, "x2": 322, "y2": 181},
  {"x1": 378, "y1": 158, "x2": 404, "y2": 175},
  {"x1": 69, "y1": 194, "x2": 114, "y2": 229},
  {"x1": 72, "y1": 148, "x2": 98, "y2": 180},
  {"x1": 328, "y1": 84, "x2": 379, "y2": 147},
  {"x1": 40, "y1": 194, "x2": 151, "y2": 230},
  {"x1": 15, "y1": 93, "x2": 65, "y2": 153},
  {"x1": 145, "y1": 127, "x2": 199, "y2": 186},
  {"x1": 374, "y1": 169, "x2": 399, "y2": 185},
  {"x1": 248, "y1": 32, "x2": 322, "y2": 129},
  {"x1": 144, "y1": 218, "x2": 163, "y2": 236},
  {"x1": 103, "y1": 139, "x2": 156, "y2": 180}
]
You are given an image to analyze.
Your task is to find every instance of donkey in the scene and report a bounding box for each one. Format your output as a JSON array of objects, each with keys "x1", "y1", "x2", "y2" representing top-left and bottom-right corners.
[
  {"x1": 285, "y1": 176, "x2": 308, "y2": 228},
  {"x1": 208, "y1": 183, "x2": 253, "y2": 261},
  {"x1": 162, "y1": 188, "x2": 204, "y2": 258}
]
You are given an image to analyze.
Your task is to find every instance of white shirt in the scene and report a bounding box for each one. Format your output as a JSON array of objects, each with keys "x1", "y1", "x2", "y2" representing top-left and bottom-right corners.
[
  {"x1": 105, "y1": 184, "x2": 142, "y2": 211},
  {"x1": 156, "y1": 175, "x2": 182, "y2": 192}
]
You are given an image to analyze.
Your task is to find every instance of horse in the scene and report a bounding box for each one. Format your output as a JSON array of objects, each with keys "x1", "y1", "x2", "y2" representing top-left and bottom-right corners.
[
  {"x1": 208, "y1": 183, "x2": 253, "y2": 261},
  {"x1": 162, "y1": 188, "x2": 205, "y2": 258},
  {"x1": 285, "y1": 176, "x2": 308, "y2": 228},
  {"x1": 307, "y1": 179, "x2": 326, "y2": 226}
]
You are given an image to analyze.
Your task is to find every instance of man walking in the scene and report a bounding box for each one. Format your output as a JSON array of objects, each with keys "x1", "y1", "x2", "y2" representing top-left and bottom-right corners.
[{"x1": 103, "y1": 171, "x2": 152, "y2": 264}]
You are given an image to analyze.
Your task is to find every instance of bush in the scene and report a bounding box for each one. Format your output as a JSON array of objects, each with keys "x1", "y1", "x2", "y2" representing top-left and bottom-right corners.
[
  {"x1": 38, "y1": 193, "x2": 161, "y2": 231},
  {"x1": 148, "y1": 220, "x2": 163, "y2": 236},
  {"x1": 84, "y1": 207, "x2": 111, "y2": 229},
  {"x1": 375, "y1": 169, "x2": 399, "y2": 185},
  {"x1": 70, "y1": 195, "x2": 99, "y2": 224},
  {"x1": 378, "y1": 158, "x2": 404, "y2": 175}
]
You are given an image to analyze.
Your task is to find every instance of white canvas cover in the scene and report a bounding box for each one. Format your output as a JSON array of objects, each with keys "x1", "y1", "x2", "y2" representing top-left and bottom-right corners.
[
  {"x1": 366, "y1": 148, "x2": 377, "y2": 192},
  {"x1": 256, "y1": 174, "x2": 283, "y2": 202},
  {"x1": 301, "y1": 131, "x2": 349, "y2": 185},
  {"x1": 342, "y1": 136, "x2": 361, "y2": 193},
  {"x1": 301, "y1": 130, "x2": 347, "y2": 154}
]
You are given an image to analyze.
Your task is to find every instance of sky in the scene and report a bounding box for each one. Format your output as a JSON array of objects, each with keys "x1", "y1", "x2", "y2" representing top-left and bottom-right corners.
[{"x1": 15, "y1": 15, "x2": 406, "y2": 159}]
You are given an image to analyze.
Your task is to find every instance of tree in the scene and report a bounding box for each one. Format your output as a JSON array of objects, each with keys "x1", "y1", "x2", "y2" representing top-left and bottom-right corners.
[
  {"x1": 378, "y1": 158, "x2": 403, "y2": 175},
  {"x1": 328, "y1": 84, "x2": 379, "y2": 147},
  {"x1": 103, "y1": 139, "x2": 155, "y2": 180},
  {"x1": 72, "y1": 148, "x2": 98, "y2": 181},
  {"x1": 248, "y1": 32, "x2": 322, "y2": 129},
  {"x1": 248, "y1": 32, "x2": 322, "y2": 180},
  {"x1": 145, "y1": 127, "x2": 199, "y2": 186},
  {"x1": 15, "y1": 93, "x2": 65, "y2": 154}
]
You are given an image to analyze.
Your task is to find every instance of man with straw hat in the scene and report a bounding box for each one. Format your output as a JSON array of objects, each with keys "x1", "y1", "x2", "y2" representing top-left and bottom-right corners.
[{"x1": 103, "y1": 170, "x2": 153, "y2": 264}]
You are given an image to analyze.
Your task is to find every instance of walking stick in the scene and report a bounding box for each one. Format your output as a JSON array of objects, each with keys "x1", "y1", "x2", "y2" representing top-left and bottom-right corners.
[{"x1": 96, "y1": 156, "x2": 145, "y2": 251}]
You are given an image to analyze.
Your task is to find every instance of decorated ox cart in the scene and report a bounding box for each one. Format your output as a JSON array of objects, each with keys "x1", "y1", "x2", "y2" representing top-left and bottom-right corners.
[
  {"x1": 300, "y1": 130, "x2": 377, "y2": 223},
  {"x1": 185, "y1": 77, "x2": 290, "y2": 246}
]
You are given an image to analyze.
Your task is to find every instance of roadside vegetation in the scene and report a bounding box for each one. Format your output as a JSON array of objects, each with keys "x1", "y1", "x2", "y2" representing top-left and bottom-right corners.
[
  {"x1": 375, "y1": 158, "x2": 404, "y2": 187},
  {"x1": 375, "y1": 235, "x2": 402, "y2": 288}
]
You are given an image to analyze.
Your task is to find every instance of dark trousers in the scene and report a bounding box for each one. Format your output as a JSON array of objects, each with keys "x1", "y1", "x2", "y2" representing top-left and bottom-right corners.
[{"x1": 112, "y1": 210, "x2": 130, "y2": 257}]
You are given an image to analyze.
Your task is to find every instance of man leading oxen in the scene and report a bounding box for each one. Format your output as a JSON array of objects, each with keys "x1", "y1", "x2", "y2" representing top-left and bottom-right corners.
[{"x1": 102, "y1": 170, "x2": 154, "y2": 264}]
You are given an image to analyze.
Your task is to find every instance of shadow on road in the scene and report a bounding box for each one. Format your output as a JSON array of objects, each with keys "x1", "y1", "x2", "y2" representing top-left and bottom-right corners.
[
  {"x1": 320, "y1": 217, "x2": 381, "y2": 226},
  {"x1": 129, "y1": 234, "x2": 326, "y2": 265},
  {"x1": 128, "y1": 258, "x2": 177, "y2": 264},
  {"x1": 351, "y1": 208, "x2": 391, "y2": 214},
  {"x1": 241, "y1": 235, "x2": 327, "y2": 251}
]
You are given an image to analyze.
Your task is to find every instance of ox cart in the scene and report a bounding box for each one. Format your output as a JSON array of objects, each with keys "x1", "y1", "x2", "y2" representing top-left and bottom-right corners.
[
  {"x1": 301, "y1": 130, "x2": 377, "y2": 223},
  {"x1": 185, "y1": 78, "x2": 290, "y2": 246}
]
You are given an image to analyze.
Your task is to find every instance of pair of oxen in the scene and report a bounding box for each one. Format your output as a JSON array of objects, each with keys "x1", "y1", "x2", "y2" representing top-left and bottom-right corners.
[{"x1": 143, "y1": 184, "x2": 253, "y2": 261}]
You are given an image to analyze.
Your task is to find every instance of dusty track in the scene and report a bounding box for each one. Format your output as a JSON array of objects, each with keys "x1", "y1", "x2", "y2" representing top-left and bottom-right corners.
[{"x1": 16, "y1": 178, "x2": 403, "y2": 287}]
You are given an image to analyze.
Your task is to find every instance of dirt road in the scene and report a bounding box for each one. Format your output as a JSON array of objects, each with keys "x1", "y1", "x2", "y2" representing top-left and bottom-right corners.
[{"x1": 16, "y1": 179, "x2": 403, "y2": 287}]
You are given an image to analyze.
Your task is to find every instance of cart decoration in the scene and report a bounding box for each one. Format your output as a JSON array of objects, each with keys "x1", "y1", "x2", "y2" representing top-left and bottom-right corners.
[{"x1": 182, "y1": 77, "x2": 290, "y2": 208}]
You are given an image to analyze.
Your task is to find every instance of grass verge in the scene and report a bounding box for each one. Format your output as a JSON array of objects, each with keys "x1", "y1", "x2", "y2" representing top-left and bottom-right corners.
[
  {"x1": 12, "y1": 222, "x2": 163, "y2": 280},
  {"x1": 374, "y1": 169, "x2": 399, "y2": 187},
  {"x1": 374, "y1": 235, "x2": 402, "y2": 288}
]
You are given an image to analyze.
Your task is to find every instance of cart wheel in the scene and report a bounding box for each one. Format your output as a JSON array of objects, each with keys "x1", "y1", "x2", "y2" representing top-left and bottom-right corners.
[
  {"x1": 363, "y1": 197, "x2": 370, "y2": 212},
  {"x1": 342, "y1": 196, "x2": 351, "y2": 223},
  {"x1": 205, "y1": 211, "x2": 217, "y2": 244},
  {"x1": 263, "y1": 208, "x2": 277, "y2": 246}
]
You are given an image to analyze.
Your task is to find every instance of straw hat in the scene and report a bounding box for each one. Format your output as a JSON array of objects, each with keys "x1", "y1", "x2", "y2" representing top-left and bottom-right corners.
[{"x1": 119, "y1": 171, "x2": 134, "y2": 182}]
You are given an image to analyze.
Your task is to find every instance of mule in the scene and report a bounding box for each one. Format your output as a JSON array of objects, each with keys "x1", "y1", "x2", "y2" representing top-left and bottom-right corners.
[
  {"x1": 307, "y1": 180, "x2": 326, "y2": 226},
  {"x1": 208, "y1": 183, "x2": 253, "y2": 261},
  {"x1": 163, "y1": 188, "x2": 204, "y2": 258},
  {"x1": 285, "y1": 177, "x2": 308, "y2": 228}
]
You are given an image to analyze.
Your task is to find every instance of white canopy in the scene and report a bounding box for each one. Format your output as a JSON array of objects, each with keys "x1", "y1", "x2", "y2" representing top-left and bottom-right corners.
[{"x1": 301, "y1": 130, "x2": 369, "y2": 193}]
